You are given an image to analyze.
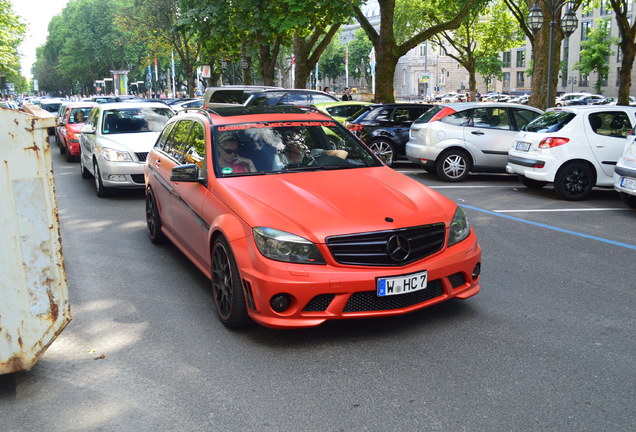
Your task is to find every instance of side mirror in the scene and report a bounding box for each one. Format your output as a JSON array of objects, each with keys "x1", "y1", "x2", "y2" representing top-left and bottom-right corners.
[
  {"x1": 80, "y1": 124, "x2": 95, "y2": 134},
  {"x1": 170, "y1": 164, "x2": 201, "y2": 183}
]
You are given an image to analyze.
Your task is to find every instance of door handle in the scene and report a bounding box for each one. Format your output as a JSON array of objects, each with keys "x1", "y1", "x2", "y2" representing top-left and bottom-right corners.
[
  {"x1": 155, "y1": 159, "x2": 161, "y2": 167},
  {"x1": 471, "y1": 130, "x2": 485, "y2": 136}
]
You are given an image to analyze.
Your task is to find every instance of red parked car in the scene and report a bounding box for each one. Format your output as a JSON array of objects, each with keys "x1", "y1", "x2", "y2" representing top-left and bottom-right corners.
[
  {"x1": 144, "y1": 106, "x2": 482, "y2": 329},
  {"x1": 57, "y1": 102, "x2": 96, "y2": 161}
]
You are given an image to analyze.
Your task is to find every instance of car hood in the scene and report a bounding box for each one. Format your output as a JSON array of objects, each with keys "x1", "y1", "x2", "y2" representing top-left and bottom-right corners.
[
  {"x1": 68, "y1": 123, "x2": 84, "y2": 133},
  {"x1": 98, "y1": 132, "x2": 160, "y2": 152},
  {"x1": 216, "y1": 167, "x2": 455, "y2": 243}
]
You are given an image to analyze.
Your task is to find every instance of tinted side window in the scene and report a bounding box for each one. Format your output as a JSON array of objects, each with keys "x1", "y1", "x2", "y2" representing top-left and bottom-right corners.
[
  {"x1": 440, "y1": 110, "x2": 470, "y2": 126},
  {"x1": 512, "y1": 108, "x2": 541, "y2": 130},
  {"x1": 588, "y1": 111, "x2": 632, "y2": 138},
  {"x1": 164, "y1": 121, "x2": 194, "y2": 163},
  {"x1": 281, "y1": 92, "x2": 310, "y2": 106},
  {"x1": 211, "y1": 90, "x2": 249, "y2": 104},
  {"x1": 472, "y1": 107, "x2": 510, "y2": 130},
  {"x1": 374, "y1": 108, "x2": 392, "y2": 122},
  {"x1": 185, "y1": 121, "x2": 206, "y2": 171},
  {"x1": 154, "y1": 121, "x2": 176, "y2": 151}
]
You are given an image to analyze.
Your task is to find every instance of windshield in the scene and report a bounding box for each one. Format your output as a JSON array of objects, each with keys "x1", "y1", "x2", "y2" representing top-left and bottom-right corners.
[
  {"x1": 69, "y1": 107, "x2": 92, "y2": 124},
  {"x1": 102, "y1": 107, "x2": 173, "y2": 134},
  {"x1": 213, "y1": 120, "x2": 382, "y2": 177},
  {"x1": 524, "y1": 111, "x2": 575, "y2": 132}
]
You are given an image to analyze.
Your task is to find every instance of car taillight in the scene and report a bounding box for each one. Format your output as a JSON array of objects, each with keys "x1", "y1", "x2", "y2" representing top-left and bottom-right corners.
[
  {"x1": 538, "y1": 137, "x2": 569, "y2": 148},
  {"x1": 429, "y1": 107, "x2": 457, "y2": 122},
  {"x1": 344, "y1": 122, "x2": 364, "y2": 132}
]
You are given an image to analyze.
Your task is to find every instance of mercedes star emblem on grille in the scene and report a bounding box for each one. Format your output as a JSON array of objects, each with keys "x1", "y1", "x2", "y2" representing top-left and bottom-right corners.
[{"x1": 386, "y1": 234, "x2": 410, "y2": 262}]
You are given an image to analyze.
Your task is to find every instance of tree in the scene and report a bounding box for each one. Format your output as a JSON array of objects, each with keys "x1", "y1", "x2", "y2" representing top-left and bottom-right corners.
[
  {"x1": 118, "y1": 0, "x2": 202, "y2": 96},
  {"x1": 320, "y1": 33, "x2": 346, "y2": 84},
  {"x1": 574, "y1": 19, "x2": 617, "y2": 95},
  {"x1": 609, "y1": 0, "x2": 636, "y2": 106},
  {"x1": 352, "y1": 0, "x2": 475, "y2": 103},
  {"x1": 435, "y1": 0, "x2": 522, "y2": 101},
  {"x1": 503, "y1": 0, "x2": 583, "y2": 110},
  {"x1": 476, "y1": 54, "x2": 505, "y2": 93},
  {"x1": 347, "y1": 29, "x2": 373, "y2": 91},
  {"x1": 0, "y1": 0, "x2": 26, "y2": 88}
]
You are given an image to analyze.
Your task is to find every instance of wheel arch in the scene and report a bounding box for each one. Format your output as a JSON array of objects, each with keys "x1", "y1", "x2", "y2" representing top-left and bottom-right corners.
[{"x1": 556, "y1": 158, "x2": 598, "y2": 185}]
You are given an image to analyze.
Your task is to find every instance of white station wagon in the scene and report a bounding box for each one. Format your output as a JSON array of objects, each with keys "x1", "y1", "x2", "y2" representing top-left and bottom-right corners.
[{"x1": 507, "y1": 106, "x2": 636, "y2": 200}]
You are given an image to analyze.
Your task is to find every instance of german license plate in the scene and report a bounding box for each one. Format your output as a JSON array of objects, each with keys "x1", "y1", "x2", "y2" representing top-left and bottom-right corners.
[
  {"x1": 377, "y1": 270, "x2": 428, "y2": 297},
  {"x1": 620, "y1": 176, "x2": 636, "y2": 191},
  {"x1": 515, "y1": 141, "x2": 531, "y2": 152}
]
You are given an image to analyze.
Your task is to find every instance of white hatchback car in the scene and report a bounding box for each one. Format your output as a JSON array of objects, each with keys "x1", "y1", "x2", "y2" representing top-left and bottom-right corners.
[
  {"x1": 507, "y1": 106, "x2": 636, "y2": 200},
  {"x1": 614, "y1": 129, "x2": 636, "y2": 208},
  {"x1": 79, "y1": 102, "x2": 174, "y2": 196},
  {"x1": 405, "y1": 102, "x2": 543, "y2": 181}
]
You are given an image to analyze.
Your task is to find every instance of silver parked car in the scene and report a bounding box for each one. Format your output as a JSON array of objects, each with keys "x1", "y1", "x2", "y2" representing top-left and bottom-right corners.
[
  {"x1": 79, "y1": 102, "x2": 174, "y2": 196},
  {"x1": 405, "y1": 102, "x2": 543, "y2": 181},
  {"x1": 614, "y1": 126, "x2": 636, "y2": 208}
]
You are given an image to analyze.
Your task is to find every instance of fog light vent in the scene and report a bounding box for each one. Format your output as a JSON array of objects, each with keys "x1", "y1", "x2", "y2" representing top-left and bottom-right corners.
[
  {"x1": 270, "y1": 294, "x2": 291, "y2": 313},
  {"x1": 472, "y1": 263, "x2": 481, "y2": 279}
]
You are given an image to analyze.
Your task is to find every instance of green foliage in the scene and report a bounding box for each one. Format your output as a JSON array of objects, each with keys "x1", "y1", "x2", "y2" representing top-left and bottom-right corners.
[
  {"x1": 320, "y1": 34, "x2": 346, "y2": 81},
  {"x1": 0, "y1": 0, "x2": 26, "y2": 78},
  {"x1": 574, "y1": 18, "x2": 618, "y2": 94}
]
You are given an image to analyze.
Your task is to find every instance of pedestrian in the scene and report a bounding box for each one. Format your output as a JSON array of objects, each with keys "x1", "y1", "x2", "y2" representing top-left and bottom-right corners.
[
  {"x1": 342, "y1": 87, "x2": 352, "y2": 101},
  {"x1": 323, "y1": 86, "x2": 330, "y2": 94}
]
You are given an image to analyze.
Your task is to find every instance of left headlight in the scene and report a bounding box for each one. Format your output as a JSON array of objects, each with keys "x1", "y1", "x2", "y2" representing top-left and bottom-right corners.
[
  {"x1": 253, "y1": 227, "x2": 326, "y2": 265},
  {"x1": 102, "y1": 147, "x2": 133, "y2": 162},
  {"x1": 448, "y1": 206, "x2": 471, "y2": 246}
]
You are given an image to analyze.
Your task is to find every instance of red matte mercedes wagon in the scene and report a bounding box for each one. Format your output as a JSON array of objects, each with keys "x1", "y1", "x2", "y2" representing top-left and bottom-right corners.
[{"x1": 144, "y1": 106, "x2": 481, "y2": 329}]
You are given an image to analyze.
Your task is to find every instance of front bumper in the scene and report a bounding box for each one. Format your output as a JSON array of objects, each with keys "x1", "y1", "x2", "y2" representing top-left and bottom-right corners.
[
  {"x1": 229, "y1": 231, "x2": 482, "y2": 329},
  {"x1": 97, "y1": 157, "x2": 146, "y2": 189}
]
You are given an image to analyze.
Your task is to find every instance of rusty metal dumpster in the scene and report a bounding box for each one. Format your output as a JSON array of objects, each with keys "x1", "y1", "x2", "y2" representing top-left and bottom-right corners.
[{"x1": 0, "y1": 105, "x2": 71, "y2": 374}]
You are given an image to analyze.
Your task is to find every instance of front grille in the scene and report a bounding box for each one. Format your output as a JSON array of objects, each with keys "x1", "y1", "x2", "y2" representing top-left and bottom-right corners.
[
  {"x1": 130, "y1": 174, "x2": 145, "y2": 184},
  {"x1": 136, "y1": 152, "x2": 149, "y2": 162},
  {"x1": 343, "y1": 279, "x2": 443, "y2": 312},
  {"x1": 326, "y1": 224, "x2": 446, "y2": 266},
  {"x1": 303, "y1": 294, "x2": 335, "y2": 312}
]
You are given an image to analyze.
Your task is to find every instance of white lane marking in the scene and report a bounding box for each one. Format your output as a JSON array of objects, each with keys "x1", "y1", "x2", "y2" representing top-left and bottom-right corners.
[{"x1": 494, "y1": 208, "x2": 630, "y2": 213}]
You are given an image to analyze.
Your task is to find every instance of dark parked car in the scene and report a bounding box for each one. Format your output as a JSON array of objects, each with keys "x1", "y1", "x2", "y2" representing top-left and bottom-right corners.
[
  {"x1": 343, "y1": 103, "x2": 434, "y2": 165},
  {"x1": 244, "y1": 89, "x2": 339, "y2": 108}
]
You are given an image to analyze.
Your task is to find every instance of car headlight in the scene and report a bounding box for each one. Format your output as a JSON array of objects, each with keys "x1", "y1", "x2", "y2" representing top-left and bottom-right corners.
[
  {"x1": 448, "y1": 206, "x2": 471, "y2": 246},
  {"x1": 102, "y1": 147, "x2": 133, "y2": 162},
  {"x1": 253, "y1": 227, "x2": 326, "y2": 265}
]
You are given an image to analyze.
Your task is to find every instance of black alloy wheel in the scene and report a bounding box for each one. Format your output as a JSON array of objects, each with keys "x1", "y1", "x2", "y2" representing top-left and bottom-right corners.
[
  {"x1": 145, "y1": 189, "x2": 166, "y2": 244},
  {"x1": 554, "y1": 162, "x2": 594, "y2": 201},
  {"x1": 211, "y1": 237, "x2": 249, "y2": 328}
]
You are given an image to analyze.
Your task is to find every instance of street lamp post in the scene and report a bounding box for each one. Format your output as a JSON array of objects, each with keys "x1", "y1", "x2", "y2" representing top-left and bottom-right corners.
[
  {"x1": 568, "y1": 77, "x2": 577, "y2": 93},
  {"x1": 526, "y1": 1, "x2": 578, "y2": 109}
]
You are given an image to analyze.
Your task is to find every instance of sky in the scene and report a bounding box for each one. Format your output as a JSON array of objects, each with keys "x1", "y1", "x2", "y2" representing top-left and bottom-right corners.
[{"x1": 10, "y1": 0, "x2": 70, "y2": 79}]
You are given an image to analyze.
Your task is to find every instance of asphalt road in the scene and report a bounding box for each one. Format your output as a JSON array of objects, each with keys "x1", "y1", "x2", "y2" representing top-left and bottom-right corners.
[{"x1": 1, "y1": 151, "x2": 634, "y2": 432}]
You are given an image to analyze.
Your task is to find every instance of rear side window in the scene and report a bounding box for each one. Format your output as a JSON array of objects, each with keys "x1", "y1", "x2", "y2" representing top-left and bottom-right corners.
[
  {"x1": 588, "y1": 111, "x2": 632, "y2": 138},
  {"x1": 414, "y1": 106, "x2": 443, "y2": 124},
  {"x1": 512, "y1": 108, "x2": 541, "y2": 130},
  {"x1": 525, "y1": 111, "x2": 575, "y2": 132},
  {"x1": 471, "y1": 107, "x2": 510, "y2": 130},
  {"x1": 440, "y1": 110, "x2": 470, "y2": 126},
  {"x1": 210, "y1": 90, "x2": 250, "y2": 104},
  {"x1": 163, "y1": 121, "x2": 194, "y2": 163},
  {"x1": 373, "y1": 108, "x2": 392, "y2": 122}
]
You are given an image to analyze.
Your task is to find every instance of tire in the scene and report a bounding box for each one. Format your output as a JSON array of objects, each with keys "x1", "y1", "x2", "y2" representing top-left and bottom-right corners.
[
  {"x1": 518, "y1": 175, "x2": 547, "y2": 189},
  {"x1": 79, "y1": 153, "x2": 91, "y2": 179},
  {"x1": 145, "y1": 189, "x2": 167, "y2": 244},
  {"x1": 368, "y1": 138, "x2": 396, "y2": 166},
  {"x1": 211, "y1": 236, "x2": 250, "y2": 329},
  {"x1": 93, "y1": 161, "x2": 110, "y2": 197},
  {"x1": 65, "y1": 151, "x2": 75, "y2": 162},
  {"x1": 554, "y1": 162, "x2": 594, "y2": 201},
  {"x1": 620, "y1": 192, "x2": 636, "y2": 209},
  {"x1": 435, "y1": 149, "x2": 471, "y2": 182}
]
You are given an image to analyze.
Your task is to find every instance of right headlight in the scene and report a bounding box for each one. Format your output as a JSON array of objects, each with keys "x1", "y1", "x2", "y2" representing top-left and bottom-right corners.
[
  {"x1": 102, "y1": 147, "x2": 133, "y2": 162},
  {"x1": 253, "y1": 227, "x2": 326, "y2": 265},
  {"x1": 448, "y1": 206, "x2": 471, "y2": 246}
]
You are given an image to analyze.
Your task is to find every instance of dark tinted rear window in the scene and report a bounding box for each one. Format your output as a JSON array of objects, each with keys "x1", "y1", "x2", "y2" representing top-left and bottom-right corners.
[
  {"x1": 211, "y1": 90, "x2": 251, "y2": 104},
  {"x1": 414, "y1": 106, "x2": 443, "y2": 124},
  {"x1": 525, "y1": 111, "x2": 575, "y2": 132}
]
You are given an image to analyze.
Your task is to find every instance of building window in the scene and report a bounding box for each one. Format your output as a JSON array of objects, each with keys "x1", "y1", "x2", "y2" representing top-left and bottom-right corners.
[
  {"x1": 600, "y1": 1, "x2": 611, "y2": 15},
  {"x1": 439, "y1": 69, "x2": 446, "y2": 85},
  {"x1": 580, "y1": 74, "x2": 589, "y2": 87},
  {"x1": 581, "y1": 21, "x2": 592, "y2": 41},
  {"x1": 516, "y1": 50, "x2": 525, "y2": 67},
  {"x1": 403, "y1": 69, "x2": 407, "y2": 86},
  {"x1": 516, "y1": 71, "x2": 525, "y2": 88},
  {"x1": 600, "y1": 73, "x2": 608, "y2": 87},
  {"x1": 503, "y1": 51, "x2": 511, "y2": 68},
  {"x1": 582, "y1": 1, "x2": 592, "y2": 17},
  {"x1": 504, "y1": 72, "x2": 511, "y2": 88},
  {"x1": 418, "y1": 43, "x2": 426, "y2": 57}
]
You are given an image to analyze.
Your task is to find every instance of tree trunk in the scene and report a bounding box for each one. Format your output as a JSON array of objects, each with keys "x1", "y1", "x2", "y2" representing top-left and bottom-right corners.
[{"x1": 617, "y1": 40, "x2": 635, "y2": 106}]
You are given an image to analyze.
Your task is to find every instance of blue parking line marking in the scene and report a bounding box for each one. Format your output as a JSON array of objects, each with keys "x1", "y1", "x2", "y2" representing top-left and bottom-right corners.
[{"x1": 461, "y1": 204, "x2": 636, "y2": 251}]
